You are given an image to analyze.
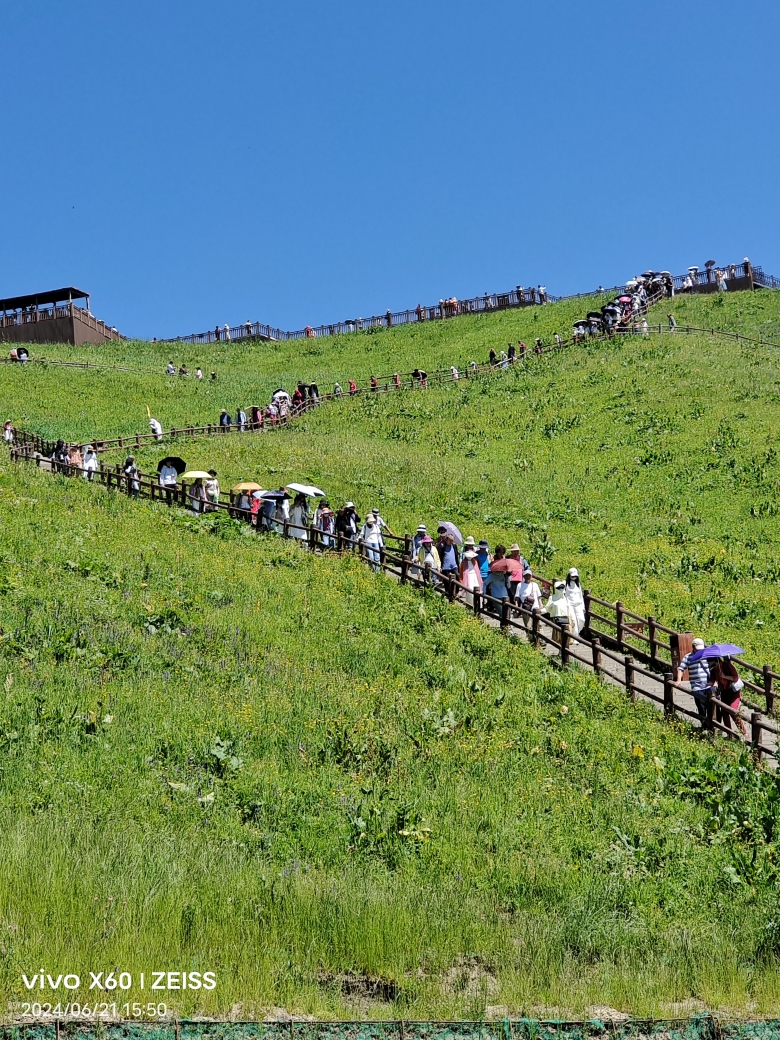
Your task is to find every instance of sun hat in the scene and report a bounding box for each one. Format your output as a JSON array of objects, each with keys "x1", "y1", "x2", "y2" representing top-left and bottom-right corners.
[
  {"x1": 692, "y1": 637, "x2": 705, "y2": 650},
  {"x1": 523, "y1": 569, "x2": 532, "y2": 578},
  {"x1": 417, "y1": 523, "x2": 427, "y2": 532},
  {"x1": 554, "y1": 580, "x2": 565, "y2": 590},
  {"x1": 568, "y1": 567, "x2": 579, "y2": 577},
  {"x1": 509, "y1": 543, "x2": 521, "y2": 553},
  {"x1": 463, "y1": 550, "x2": 477, "y2": 560},
  {"x1": 372, "y1": 508, "x2": 380, "y2": 515},
  {"x1": 345, "y1": 501, "x2": 355, "y2": 508},
  {"x1": 478, "y1": 539, "x2": 489, "y2": 548},
  {"x1": 421, "y1": 535, "x2": 433, "y2": 544},
  {"x1": 464, "y1": 536, "x2": 476, "y2": 547}
]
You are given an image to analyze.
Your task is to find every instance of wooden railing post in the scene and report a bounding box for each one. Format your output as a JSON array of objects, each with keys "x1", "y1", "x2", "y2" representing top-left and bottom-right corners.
[
  {"x1": 663, "y1": 673, "x2": 674, "y2": 717},
  {"x1": 473, "y1": 591, "x2": 481, "y2": 617},
  {"x1": 751, "y1": 712, "x2": 763, "y2": 764},
  {"x1": 447, "y1": 576, "x2": 457, "y2": 603},
  {"x1": 648, "y1": 616, "x2": 658, "y2": 667},
  {"x1": 560, "y1": 626, "x2": 569, "y2": 667},
  {"x1": 531, "y1": 608, "x2": 540, "y2": 645},
  {"x1": 583, "y1": 589, "x2": 591, "y2": 633},
  {"x1": 500, "y1": 598, "x2": 510, "y2": 631},
  {"x1": 763, "y1": 665, "x2": 774, "y2": 714},
  {"x1": 624, "y1": 655, "x2": 635, "y2": 702},
  {"x1": 400, "y1": 554, "x2": 409, "y2": 584},
  {"x1": 591, "y1": 637, "x2": 601, "y2": 677},
  {"x1": 616, "y1": 601, "x2": 625, "y2": 651}
]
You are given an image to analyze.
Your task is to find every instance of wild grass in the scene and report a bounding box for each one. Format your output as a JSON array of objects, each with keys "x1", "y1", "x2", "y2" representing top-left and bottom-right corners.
[
  {"x1": 1, "y1": 464, "x2": 780, "y2": 1018},
  {"x1": 87, "y1": 316, "x2": 780, "y2": 664},
  {"x1": 0, "y1": 296, "x2": 600, "y2": 442},
  {"x1": 5, "y1": 290, "x2": 780, "y2": 1018}
]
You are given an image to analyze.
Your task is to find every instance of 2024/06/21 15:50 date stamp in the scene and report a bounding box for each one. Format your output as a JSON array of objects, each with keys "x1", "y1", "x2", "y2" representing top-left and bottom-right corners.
[
  {"x1": 15, "y1": 1001, "x2": 170, "y2": 1020},
  {"x1": 13, "y1": 970, "x2": 218, "y2": 1019}
]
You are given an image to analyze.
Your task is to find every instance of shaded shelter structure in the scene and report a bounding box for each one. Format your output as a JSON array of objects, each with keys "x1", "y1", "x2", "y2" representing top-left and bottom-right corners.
[{"x1": 0, "y1": 287, "x2": 124, "y2": 345}]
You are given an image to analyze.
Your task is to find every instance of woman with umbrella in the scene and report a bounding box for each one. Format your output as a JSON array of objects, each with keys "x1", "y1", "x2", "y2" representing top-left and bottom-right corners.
[
  {"x1": 289, "y1": 492, "x2": 310, "y2": 539},
  {"x1": 182, "y1": 470, "x2": 212, "y2": 512},
  {"x1": 189, "y1": 477, "x2": 208, "y2": 513},
  {"x1": 485, "y1": 545, "x2": 513, "y2": 613},
  {"x1": 683, "y1": 643, "x2": 747, "y2": 736},
  {"x1": 231, "y1": 481, "x2": 262, "y2": 519}
]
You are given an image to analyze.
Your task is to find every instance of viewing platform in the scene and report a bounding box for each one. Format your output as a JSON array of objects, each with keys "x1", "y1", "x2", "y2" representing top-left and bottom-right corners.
[{"x1": 0, "y1": 287, "x2": 124, "y2": 346}]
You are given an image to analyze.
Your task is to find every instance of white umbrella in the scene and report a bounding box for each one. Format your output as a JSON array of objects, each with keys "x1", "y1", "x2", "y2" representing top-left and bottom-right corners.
[
  {"x1": 437, "y1": 520, "x2": 464, "y2": 546},
  {"x1": 286, "y1": 482, "x2": 326, "y2": 497}
]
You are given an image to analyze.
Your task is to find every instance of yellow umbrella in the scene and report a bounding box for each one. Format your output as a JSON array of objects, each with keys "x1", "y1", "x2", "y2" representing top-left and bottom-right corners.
[
  {"x1": 182, "y1": 470, "x2": 212, "y2": 480},
  {"x1": 232, "y1": 481, "x2": 263, "y2": 492}
]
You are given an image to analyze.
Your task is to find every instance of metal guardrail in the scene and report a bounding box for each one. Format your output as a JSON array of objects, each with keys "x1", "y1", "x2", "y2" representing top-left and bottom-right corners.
[{"x1": 162, "y1": 260, "x2": 778, "y2": 346}]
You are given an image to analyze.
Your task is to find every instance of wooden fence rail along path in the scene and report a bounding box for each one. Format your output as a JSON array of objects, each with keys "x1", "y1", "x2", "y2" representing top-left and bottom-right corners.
[
  {"x1": 161, "y1": 259, "x2": 775, "y2": 346},
  {"x1": 9, "y1": 438, "x2": 780, "y2": 768},
  {"x1": 13, "y1": 315, "x2": 780, "y2": 461}
]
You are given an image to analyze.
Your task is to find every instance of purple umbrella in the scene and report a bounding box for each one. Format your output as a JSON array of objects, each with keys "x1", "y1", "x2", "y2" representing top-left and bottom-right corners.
[
  {"x1": 688, "y1": 643, "x2": 744, "y2": 663},
  {"x1": 436, "y1": 520, "x2": 464, "y2": 546}
]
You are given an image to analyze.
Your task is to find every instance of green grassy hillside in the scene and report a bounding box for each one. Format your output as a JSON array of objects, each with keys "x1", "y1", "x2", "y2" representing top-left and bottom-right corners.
[
  {"x1": 0, "y1": 296, "x2": 597, "y2": 442},
  {"x1": 77, "y1": 315, "x2": 780, "y2": 664},
  {"x1": 5, "y1": 288, "x2": 780, "y2": 1019},
  {"x1": 1, "y1": 463, "x2": 780, "y2": 1020}
]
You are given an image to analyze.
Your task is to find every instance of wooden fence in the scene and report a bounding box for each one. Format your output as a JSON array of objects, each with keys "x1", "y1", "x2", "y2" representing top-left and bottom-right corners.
[{"x1": 9, "y1": 445, "x2": 779, "y2": 766}]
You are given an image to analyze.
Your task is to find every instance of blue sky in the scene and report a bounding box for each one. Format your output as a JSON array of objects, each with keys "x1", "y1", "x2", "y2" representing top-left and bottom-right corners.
[{"x1": 1, "y1": 1, "x2": 778, "y2": 339}]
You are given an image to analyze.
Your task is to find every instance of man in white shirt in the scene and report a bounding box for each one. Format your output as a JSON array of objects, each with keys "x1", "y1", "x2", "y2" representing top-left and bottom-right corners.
[
  {"x1": 370, "y1": 508, "x2": 395, "y2": 544},
  {"x1": 159, "y1": 461, "x2": 178, "y2": 504}
]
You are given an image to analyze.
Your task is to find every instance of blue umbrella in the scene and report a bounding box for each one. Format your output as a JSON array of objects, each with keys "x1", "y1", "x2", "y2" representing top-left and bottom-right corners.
[{"x1": 688, "y1": 642, "x2": 744, "y2": 663}]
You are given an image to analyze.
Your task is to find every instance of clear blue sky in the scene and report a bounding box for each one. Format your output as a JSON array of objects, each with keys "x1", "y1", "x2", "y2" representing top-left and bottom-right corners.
[{"x1": 1, "y1": 1, "x2": 778, "y2": 339}]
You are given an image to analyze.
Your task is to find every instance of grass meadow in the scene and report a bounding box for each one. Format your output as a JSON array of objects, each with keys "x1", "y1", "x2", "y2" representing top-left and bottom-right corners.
[
  {"x1": 83, "y1": 315, "x2": 780, "y2": 664},
  {"x1": 3, "y1": 289, "x2": 780, "y2": 1018},
  {"x1": 1, "y1": 463, "x2": 780, "y2": 1019},
  {"x1": 0, "y1": 296, "x2": 599, "y2": 443}
]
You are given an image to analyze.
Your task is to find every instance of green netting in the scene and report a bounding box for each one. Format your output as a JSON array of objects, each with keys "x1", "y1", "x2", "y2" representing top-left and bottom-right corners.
[{"x1": 3, "y1": 1019, "x2": 780, "y2": 1040}]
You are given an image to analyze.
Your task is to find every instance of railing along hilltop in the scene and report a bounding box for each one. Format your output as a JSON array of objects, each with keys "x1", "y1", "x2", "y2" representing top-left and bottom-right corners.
[{"x1": 162, "y1": 259, "x2": 776, "y2": 346}]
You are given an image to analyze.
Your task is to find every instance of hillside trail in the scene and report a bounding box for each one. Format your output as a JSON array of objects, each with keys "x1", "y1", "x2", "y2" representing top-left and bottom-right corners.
[
  {"x1": 404, "y1": 576, "x2": 779, "y2": 765},
  {"x1": 9, "y1": 288, "x2": 780, "y2": 765}
]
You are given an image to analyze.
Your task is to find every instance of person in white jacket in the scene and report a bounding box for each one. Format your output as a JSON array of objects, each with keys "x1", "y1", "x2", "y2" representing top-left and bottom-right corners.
[
  {"x1": 82, "y1": 445, "x2": 99, "y2": 482},
  {"x1": 564, "y1": 567, "x2": 586, "y2": 634},
  {"x1": 360, "y1": 516, "x2": 383, "y2": 571}
]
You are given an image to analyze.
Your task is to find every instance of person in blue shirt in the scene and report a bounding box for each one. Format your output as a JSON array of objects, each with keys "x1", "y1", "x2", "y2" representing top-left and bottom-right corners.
[
  {"x1": 476, "y1": 540, "x2": 492, "y2": 584},
  {"x1": 435, "y1": 530, "x2": 460, "y2": 578}
]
